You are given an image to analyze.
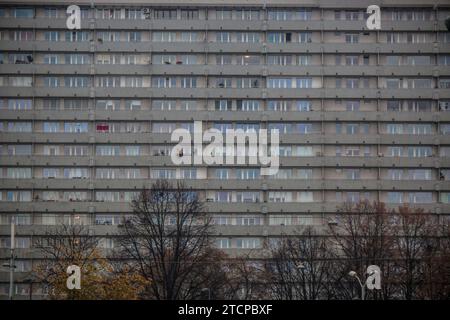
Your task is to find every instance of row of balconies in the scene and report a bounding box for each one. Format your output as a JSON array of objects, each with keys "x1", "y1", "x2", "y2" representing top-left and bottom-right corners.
[
  {"x1": 0, "y1": 201, "x2": 448, "y2": 214},
  {"x1": 1, "y1": 64, "x2": 449, "y2": 77},
  {"x1": 0, "y1": 17, "x2": 447, "y2": 31},
  {"x1": 1, "y1": 40, "x2": 448, "y2": 54},
  {"x1": 1, "y1": 110, "x2": 449, "y2": 122},
  {"x1": 0, "y1": 156, "x2": 448, "y2": 167},
  {"x1": 1, "y1": 132, "x2": 449, "y2": 144},
  {"x1": 1, "y1": 178, "x2": 449, "y2": 191},
  {"x1": 0, "y1": 87, "x2": 449, "y2": 99},
  {"x1": 0, "y1": 224, "x2": 330, "y2": 242}
]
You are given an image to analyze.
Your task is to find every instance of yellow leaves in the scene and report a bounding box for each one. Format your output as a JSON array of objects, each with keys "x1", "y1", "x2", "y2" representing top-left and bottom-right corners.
[{"x1": 33, "y1": 250, "x2": 150, "y2": 300}]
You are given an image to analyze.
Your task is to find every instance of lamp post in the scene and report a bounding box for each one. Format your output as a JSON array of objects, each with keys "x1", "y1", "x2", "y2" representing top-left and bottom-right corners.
[
  {"x1": 201, "y1": 288, "x2": 211, "y2": 300},
  {"x1": 348, "y1": 271, "x2": 365, "y2": 300},
  {"x1": 23, "y1": 274, "x2": 35, "y2": 300},
  {"x1": 8, "y1": 218, "x2": 16, "y2": 300},
  {"x1": 348, "y1": 269, "x2": 379, "y2": 300}
]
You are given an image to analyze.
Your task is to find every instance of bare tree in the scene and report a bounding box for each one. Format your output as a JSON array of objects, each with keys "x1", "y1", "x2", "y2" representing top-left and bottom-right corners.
[
  {"x1": 421, "y1": 218, "x2": 450, "y2": 299},
  {"x1": 327, "y1": 201, "x2": 397, "y2": 300},
  {"x1": 264, "y1": 227, "x2": 334, "y2": 300},
  {"x1": 392, "y1": 206, "x2": 442, "y2": 300},
  {"x1": 223, "y1": 253, "x2": 268, "y2": 300},
  {"x1": 34, "y1": 224, "x2": 145, "y2": 299},
  {"x1": 116, "y1": 179, "x2": 227, "y2": 300}
]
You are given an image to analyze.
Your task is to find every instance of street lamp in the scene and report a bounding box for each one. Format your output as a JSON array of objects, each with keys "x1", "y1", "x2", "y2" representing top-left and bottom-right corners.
[
  {"x1": 23, "y1": 275, "x2": 35, "y2": 300},
  {"x1": 201, "y1": 288, "x2": 211, "y2": 300},
  {"x1": 348, "y1": 270, "x2": 366, "y2": 300},
  {"x1": 296, "y1": 262, "x2": 305, "y2": 270},
  {"x1": 348, "y1": 269, "x2": 379, "y2": 300}
]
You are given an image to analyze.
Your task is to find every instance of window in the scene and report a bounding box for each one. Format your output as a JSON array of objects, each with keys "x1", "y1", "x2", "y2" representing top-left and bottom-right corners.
[
  {"x1": 9, "y1": 76, "x2": 32, "y2": 87},
  {"x1": 125, "y1": 146, "x2": 140, "y2": 156},
  {"x1": 345, "y1": 10, "x2": 360, "y2": 20},
  {"x1": 440, "y1": 79, "x2": 450, "y2": 89},
  {"x1": 64, "y1": 122, "x2": 88, "y2": 133},
  {"x1": 65, "y1": 76, "x2": 88, "y2": 88},
  {"x1": 236, "y1": 9, "x2": 259, "y2": 21},
  {"x1": 128, "y1": 31, "x2": 141, "y2": 42},
  {"x1": 345, "y1": 169, "x2": 360, "y2": 180},
  {"x1": 296, "y1": 78, "x2": 312, "y2": 88},
  {"x1": 236, "y1": 169, "x2": 260, "y2": 180},
  {"x1": 236, "y1": 192, "x2": 260, "y2": 203},
  {"x1": 386, "y1": 78, "x2": 401, "y2": 89},
  {"x1": 97, "y1": 31, "x2": 120, "y2": 42},
  {"x1": 126, "y1": 8, "x2": 142, "y2": 19},
  {"x1": 346, "y1": 55, "x2": 359, "y2": 66},
  {"x1": 268, "y1": 100, "x2": 290, "y2": 111},
  {"x1": 268, "y1": 10, "x2": 292, "y2": 21},
  {"x1": 407, "y1": 146, "x2": 432, "y2": 158},
  {"x1": 216, "y1": 32, "x2": 230, "y2": 43},
  {"x1": 298, "y1": 191, "x2": 313, "y2": 202},
  {"x1": 45, "y1": 31, "x2": 59, "y2": 42},
  {"x1": 7, "y1": 99, "x2": 32, "y2": 110},
  {"x1": 346, "y1": 100, "x2": 360, "y2": 111},
  {"x1": 7, "y1": 145, "x2": 32, "y2": 156},
  {"x1": 65, "y1": 31, "x2": 89, "y2": 42},
  {"x1": 237, "y1": 100, "x2": 260, "y2": 111},
  {"x1": 408, "y1": 169, "x2": 431, "y2": 180},
  {"x1": 216, "y1": 9, "x2": 232, "y2": 20},
  {"x1": 215, "y1": 100, "x2": 231, "y2": 111},
  {"x1": 44, "y1": 54, "x2": 58, "y2": 64},
  {"x1": 216, "y1": 238, "x2": 231, "y2": 249},
  {"x1": 236, "y1": 238, "x2": 261, "y2": 249},
  {"x1": 406, "y1": 55, "x2": 431, "y2": 65},
  {"x1": 97, "y1": 8, "x2": 122, "y2": 20},
  {"x1": 14, "y1": 8, "x2": 34, "y2": 18},
  {"x1": 181, "y1": 77, "x2": 197, "y2": 88},
  {"x1": 216, "y1": 78, "x2": 232, "y2": 88},
  {"x1": 388, "y1": 169, "x2": 403, "y2": 180},
  {"x1": 43, "y1": 122, "x2": 59, "y2": 133},
  {"x1": 152, "y1": 77, "x2": 176, "y2": 88},
  {"x1": 298, "y1": 55, "x2": 311, "y2": 66},
  {"x1": 216, "y1": 55, "x2": 232, "y2": 65},
  {"x1": 124, "y1": 77, "x2": 143, "y2": 88},
  {"x1": 237, "y1": 77, "x2": 259, "y2": 89},
  {"x1": 267, "y1": 32, "x2": 291, "y2": 43},
  {"x1": 298, "y1": 32, "x2": 312, "y2": 43},
  {"x1": 6, "y1": 168, "x2": 31, "y2": 179},
  {"x1": 181, "y1": 9, "x2": 199, "y2": 20},
  {"x1": 268, "y1": 55, "x2": 292, "y2": 66},
  {"x1": 237, "y1": 55, "x2": 260, "y2": 65},
  {"x1": 6, "y1": 191, "x2": 31, "y2": 202},
  {"x1": 268, "y1": 78, "x2": 292, "y2": 89},
  {"x1": 181, "y1": 32, "x2": 199, "y2": 42},
  {"x1": 43, "y1": 168, "x2": 59, "y2": 179},
  {"x1": 152, "y1": 122, "x2": 176, "y2": 133},
  {"x1": 11, "y1": 30, "x2": 33, "y2": 41},
  {"x1": 182, "y1": 168, "x2": 197, "y2": 179},
  {"x1": 7, "y1": 122, "x2": 32, "y2": 132},
  {"x1": 269, "y1": 191, "x2": 292, "y2": 203},
  {"x1": 408, "y1": 192, "x2": 432, "y2": 204},
  {"x1": 439, "y1": 55, "x2": 450, "y2": 66},
  {"x1": 154, "y1": 9, "x2": 177, "y2": 20},
  {"x1": 215, "y1": 169, "x2": 229, "y2": 180},
  {"x1": 236, "y1": 32, "x2": 260, "y2": 43},
  {"x1": 345, "y1": 33, "x2": 359, "y2": 43},
  {"x1": 152, "y1": 100, "x2": 174, "y2": 111},
  {"x1": 297, "y1": 123, "x2": 313, "y2": 134}
]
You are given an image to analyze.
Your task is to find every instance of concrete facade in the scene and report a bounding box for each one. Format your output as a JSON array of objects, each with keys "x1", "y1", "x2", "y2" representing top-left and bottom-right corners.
[{"x1": 0, "y1": 0, "x2": 449, "y2": 298}]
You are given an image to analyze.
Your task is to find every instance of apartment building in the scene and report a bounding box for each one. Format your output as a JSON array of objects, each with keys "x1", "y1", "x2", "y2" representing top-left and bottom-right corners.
[{"x1": 0, "y1": 0, "x2": 449, "y2": 298}]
